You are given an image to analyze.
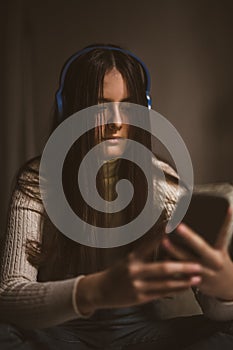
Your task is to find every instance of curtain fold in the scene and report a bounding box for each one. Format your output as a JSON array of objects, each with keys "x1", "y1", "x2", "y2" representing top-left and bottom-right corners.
[{"x1": 0, "y1": 0, "x2": 36, "y2": 238}]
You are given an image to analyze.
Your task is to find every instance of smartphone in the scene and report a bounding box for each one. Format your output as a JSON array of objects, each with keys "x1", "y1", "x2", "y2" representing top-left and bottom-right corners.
[{"x1": 168, "y1": 193, "x2": 230, "y2": 254}]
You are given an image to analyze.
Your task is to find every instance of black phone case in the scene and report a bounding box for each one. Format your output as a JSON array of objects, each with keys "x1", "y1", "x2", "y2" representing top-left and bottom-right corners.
[{"x1": 168, "y1": 182, "x2": 233, "y2": 253}]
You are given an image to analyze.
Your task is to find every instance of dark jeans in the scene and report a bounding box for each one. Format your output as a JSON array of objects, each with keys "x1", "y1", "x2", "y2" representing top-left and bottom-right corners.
[{"x1": 1, "y1": 303, "x2": 233, "y2": 350}]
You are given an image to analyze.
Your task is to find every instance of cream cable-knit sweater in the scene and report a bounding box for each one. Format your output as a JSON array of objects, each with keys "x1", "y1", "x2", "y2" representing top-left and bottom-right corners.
[{"x1": 0, "y1": 156, "x2": 233, "y2": 329}]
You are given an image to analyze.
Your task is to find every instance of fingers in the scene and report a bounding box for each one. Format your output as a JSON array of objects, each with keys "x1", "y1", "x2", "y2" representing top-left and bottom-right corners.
[
  {"x1": 133, "y1": 275, "x2": 201, "y2": 293},
  {"x1": 215, "y1": 207, "x2": 233, "y2": 250},
  {"x1": 131, "y1": 264, "x2": 202, "y2": 304},
  {"x1": 175, "y1": 223, "x2": 220, "y2": 268},
  {"x1": 162, "y1": 237, "x2": 197, "y2": 261},
  {"x1": 161, "y1": 238, "x2": 220, "y2": 278},
  {"x1": 129, "y1": 260, "x2": 202, "y2": 279},
  {"x1": 137, "y1": 287, "x2": 194, "y2": 303}
]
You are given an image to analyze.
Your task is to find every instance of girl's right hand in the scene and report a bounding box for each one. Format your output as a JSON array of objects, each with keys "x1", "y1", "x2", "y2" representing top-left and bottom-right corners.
[{"x1": 75, "y1": 252, "x2": 202, "y2": 316}]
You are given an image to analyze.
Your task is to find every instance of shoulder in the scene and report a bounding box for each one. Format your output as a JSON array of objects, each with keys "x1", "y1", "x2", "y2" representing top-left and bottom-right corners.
[
  {"x1": 152, "y1": 157, "x2": 179, "y2": 185},
  {"x1": 18, "y1": 155, "x2": 41, "y2": 174},
  {"x1": 152, "y1": 157, "x2": 186, "y2": 219},
  {"x1": 16, "y1": 155, "x2": 42, "y2": 201}
]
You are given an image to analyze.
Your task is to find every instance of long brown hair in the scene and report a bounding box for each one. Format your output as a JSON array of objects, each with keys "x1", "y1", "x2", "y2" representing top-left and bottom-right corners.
[{"x1": 26, "y1": 44, "x2": 166, "y2": 281}]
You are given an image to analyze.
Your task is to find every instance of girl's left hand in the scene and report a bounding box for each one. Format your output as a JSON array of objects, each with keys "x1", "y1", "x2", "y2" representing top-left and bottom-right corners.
[{"x1": 162, "y1": 208, "x2": 233, "y2": 301}]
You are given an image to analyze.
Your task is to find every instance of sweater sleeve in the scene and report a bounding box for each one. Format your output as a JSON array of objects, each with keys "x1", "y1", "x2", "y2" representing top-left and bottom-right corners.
[
  {"x1": 0, "y1": 159, "x2": 89, "y2": 329},
  {"x1": 195, "y1": 290, "x2": 233, "y2": 321}
]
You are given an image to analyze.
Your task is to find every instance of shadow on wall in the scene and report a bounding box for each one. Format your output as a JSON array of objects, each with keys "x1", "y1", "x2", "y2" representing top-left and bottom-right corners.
[{"x1": 206, "y1": 91, "x2": 233, "y2": 183}]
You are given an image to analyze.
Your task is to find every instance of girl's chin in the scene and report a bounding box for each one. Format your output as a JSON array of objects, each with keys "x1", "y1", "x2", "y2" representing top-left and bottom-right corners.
[
  {"x1": 99, "y1": 141, "x2": 128, "y2": 159},
  {"x1": 102, "y1": 149, "x2": 125, "y2": 159}
]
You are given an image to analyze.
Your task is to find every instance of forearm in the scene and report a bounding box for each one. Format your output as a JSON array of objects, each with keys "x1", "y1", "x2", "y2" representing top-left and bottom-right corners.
[
  {"x1": 0, "y1": 278, "x2": 82, "y2": 329},
  {"x1": 0, "y1": 168, "x2": 91, "y2": 329},
  {"x1": 74, "y1": 271, "x2": 106, "y2": 316}
]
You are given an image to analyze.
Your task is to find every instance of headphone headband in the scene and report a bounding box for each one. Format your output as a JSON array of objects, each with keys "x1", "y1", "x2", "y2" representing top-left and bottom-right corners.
[{"x1": 56, "y1": 45, "x2": 152, "y2": 121}]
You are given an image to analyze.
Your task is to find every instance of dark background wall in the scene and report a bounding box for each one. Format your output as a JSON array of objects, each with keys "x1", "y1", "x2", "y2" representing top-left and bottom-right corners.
[{"x1": 1, "y1": 0, "x2": 233, "y2": 237}]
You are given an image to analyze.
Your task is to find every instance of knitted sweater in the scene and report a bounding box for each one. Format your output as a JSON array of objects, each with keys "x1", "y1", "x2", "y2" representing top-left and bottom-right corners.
[{"x1": 0, "y1": 156, "x2": 232, "y2": 329}]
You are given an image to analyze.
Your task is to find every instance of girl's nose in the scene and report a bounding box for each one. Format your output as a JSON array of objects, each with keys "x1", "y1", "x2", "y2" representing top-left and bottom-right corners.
[{"x1": 108, "y1": 103, "x2": 123, "y2": 130}]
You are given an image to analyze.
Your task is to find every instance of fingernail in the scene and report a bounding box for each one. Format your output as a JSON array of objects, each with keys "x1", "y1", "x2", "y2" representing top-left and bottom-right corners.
[
  {"x1": 190, "y1": 276, "x2": 201, "y2": 284},
  {"x1": 177, "y1": 223, "x2": 186, "y2": 233},
  {"x1": 165, "y1": 223, "x2": 172, "y2": 234},
  {"x1": 192, "y1": 264, "x2": 201, "y2": 271},
  {"x1": 162, "y1": 238, "x2": 170, "y2": 246}
]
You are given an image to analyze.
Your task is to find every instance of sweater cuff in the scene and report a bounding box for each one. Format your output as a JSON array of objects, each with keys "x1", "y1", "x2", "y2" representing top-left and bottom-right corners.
[
  {"x1": 195, "y1": 289, "x2": 233, "y2": 321},
  {"x1": 72, "y1": 275, "x2": 94, "y2": 318}
]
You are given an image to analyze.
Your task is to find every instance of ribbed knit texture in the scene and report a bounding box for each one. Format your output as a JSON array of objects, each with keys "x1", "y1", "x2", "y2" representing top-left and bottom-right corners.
[
  {"x1": 0, "y1": 156, "x2": 183, "y2": 329},
  {"x1": 2, "y1": 156, "x2": 231, "y2": 329}
]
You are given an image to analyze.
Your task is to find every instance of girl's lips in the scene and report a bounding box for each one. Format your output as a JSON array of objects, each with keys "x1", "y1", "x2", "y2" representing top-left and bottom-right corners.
[
  {"x1": 103, "y1": 137, "x2": 123, "y2": 144},
  {"x1": 104, "y1": 136, "x2": 123, "y2": 139}
]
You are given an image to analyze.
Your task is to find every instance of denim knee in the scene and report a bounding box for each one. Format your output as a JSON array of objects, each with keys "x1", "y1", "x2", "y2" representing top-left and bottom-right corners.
[{"x1": 0, "y1": 323, "x2": 33, "y2": 349}]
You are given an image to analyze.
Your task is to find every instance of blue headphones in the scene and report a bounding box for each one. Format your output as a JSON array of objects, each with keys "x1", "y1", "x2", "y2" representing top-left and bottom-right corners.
[{"x1": 56, "y1": 45, "x2": 152, "y2": 121}]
